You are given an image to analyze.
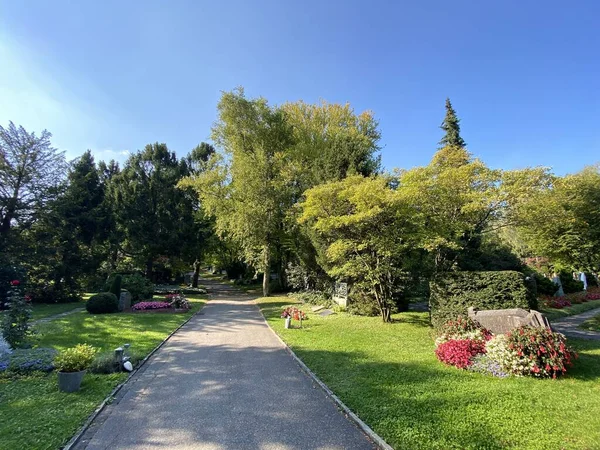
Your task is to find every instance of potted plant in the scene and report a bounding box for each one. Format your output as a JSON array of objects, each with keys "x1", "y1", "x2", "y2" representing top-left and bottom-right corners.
[{"x1": 54, "y1": 344, "x2": 97, "y2": 393}]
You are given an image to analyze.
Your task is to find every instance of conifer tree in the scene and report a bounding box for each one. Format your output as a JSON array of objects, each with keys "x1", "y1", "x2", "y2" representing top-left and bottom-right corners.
[{"x1": 439, "y1": 98, "x2": 466, "y2": 148}]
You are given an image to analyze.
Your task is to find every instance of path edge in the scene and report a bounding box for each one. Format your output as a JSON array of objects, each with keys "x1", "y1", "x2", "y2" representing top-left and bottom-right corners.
[
  {"x1": 257, "y1": 304, "x2": 394, "y2": 450},
  {"x1": 61, "y1": 308, "x2": 202, "y2": 450}
]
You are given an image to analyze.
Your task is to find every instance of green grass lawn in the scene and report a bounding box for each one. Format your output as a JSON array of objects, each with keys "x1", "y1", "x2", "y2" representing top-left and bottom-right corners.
[
  {"x1": 30, "y1": 294, "x2": 92, "y2": 321},
  {"x1": 541, "y1": 299, "x2": 600, "y2": 321},
  {"x1": 258, "y1": 296, "x2": 600, "y2": 450},
  {"x1": 579, "y1": 313, "x2": 600, "y2": 332},
  {"x1": 0, "y1": 295, "x2": 206, "y2": 450}
]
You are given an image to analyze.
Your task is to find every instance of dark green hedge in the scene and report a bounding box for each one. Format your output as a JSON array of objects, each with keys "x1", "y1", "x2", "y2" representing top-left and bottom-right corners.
[{"x1": 429, "y1": 271, "x2": 537, "y2": 328}]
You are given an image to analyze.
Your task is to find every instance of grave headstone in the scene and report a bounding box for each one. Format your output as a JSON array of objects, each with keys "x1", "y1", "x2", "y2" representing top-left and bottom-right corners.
[
  {"x1": 318, "y1": 309, "x2": 335, "y2": 317},
  {"x1": 333, "y1": 282, "x2": 348, "y2": 307},
  {"x1": 468, "y1": 307, "x2": 551, "y2": 335},
  {"x1": 119, "y1": 291, "x2": 132, "y2": 312}
]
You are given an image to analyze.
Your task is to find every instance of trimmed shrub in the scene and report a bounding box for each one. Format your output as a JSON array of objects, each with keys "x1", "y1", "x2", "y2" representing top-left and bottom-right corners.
[
  {"x1": 429, "y1": 271, "x2": 536, "y2": 328},
  {"x1": 109, "y1": 274, "x2": 122, "y2": 299},
  {"x1": 86, "y1": 293, "x2": 119, "y2": 314}
]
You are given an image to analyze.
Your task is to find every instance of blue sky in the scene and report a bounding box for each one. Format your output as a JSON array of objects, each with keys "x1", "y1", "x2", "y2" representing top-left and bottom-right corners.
[{"x1": 1, "y1": 0, "x2": 598, "y2": 174}]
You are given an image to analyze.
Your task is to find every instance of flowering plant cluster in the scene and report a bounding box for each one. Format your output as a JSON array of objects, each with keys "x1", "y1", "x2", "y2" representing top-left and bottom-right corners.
[
  {"x1": 468, "y1": 354, "x2": 509, "y2": 378},
  {"x1": 505, "y1": 326, "x2": 576, "y2": 378},
  {"x1": 165, "y1": 294, "x2": 191, "y2": 310},
  {"x1": 542, "y1": 297, "x2": 572, "y2": 309},
  {"x1": 540, "y1": 287, "x2": 600, "y2": 309},
  {"x1": 435, "y1": 339, "x2": 486, "y2": 369},
  {"x1": 0, "y1": 348, "x2": 57, "y2": 375},
  {"x1": 434, "y1": 315, "x2": 577, "y2": 378},
  {"x1": 435, "y1": 316, "x2": 492, "y2": 346},
  {"x1": 281, "y1": 307, "x2": 307, "y2": 321},
  {"x1": 132, "y1": 301, "x2": 172, "y2": 311}
]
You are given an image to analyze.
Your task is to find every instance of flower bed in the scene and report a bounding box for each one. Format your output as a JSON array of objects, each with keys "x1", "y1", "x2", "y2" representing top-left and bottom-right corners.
[
  {"x1": 131, "y1": 301, "x2": 171, "y2": 311},
  {"x1": 434, "y1": 318, "x2": 576, "y2": 378},
  {"x1": 540, "y1": 287, "x2": 600, "y2": 309},
  {"x1": 281, "y1": 306, "x2": 307, "y2": 321}
]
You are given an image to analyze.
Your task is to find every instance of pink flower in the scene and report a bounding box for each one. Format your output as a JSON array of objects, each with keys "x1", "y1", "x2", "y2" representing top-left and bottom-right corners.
[{"x1": 10, "y1": 280, "x2": 20, "y2": 286}]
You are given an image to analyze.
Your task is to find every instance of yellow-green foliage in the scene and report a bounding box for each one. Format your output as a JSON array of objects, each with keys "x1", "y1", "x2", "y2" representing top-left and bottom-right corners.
[{"x1": 54, "y1": 344, "x2": 97, "y2": 372}]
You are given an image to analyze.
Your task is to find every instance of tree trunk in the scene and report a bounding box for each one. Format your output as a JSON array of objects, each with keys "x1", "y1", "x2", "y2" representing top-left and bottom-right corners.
[
  {"x1": 262, "y1": 245, "x2": 271, "y2": 297},
  {"x1": 192, "y1": 259, "x2": 200, "y2": 288},
  {"x1": 145, "y1": 258, "x2": 153, "y2": 281}
]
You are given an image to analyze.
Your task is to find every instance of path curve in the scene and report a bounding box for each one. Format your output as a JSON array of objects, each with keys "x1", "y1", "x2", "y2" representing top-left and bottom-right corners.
[
  {"x1": 75, "y1": 279, "x2": 375, "y2": 450},
  {"x1": 552, "y1": 308, "x2": 600, "y2": 341}
]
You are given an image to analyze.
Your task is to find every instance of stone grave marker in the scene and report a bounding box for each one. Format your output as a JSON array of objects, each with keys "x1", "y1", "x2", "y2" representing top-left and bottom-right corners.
[
  {"x1": 468, "y1": 307, "x2": 551, "y2": 335},
  {"x1": 119, "y1": 291, "x2": 132, "y2": 312},
  {"x1": 333, "y1": 282, "x2": 348, "y2": 307},
  {"x1": 318, "y1": 309, "x2": 335, "y2": 317}
]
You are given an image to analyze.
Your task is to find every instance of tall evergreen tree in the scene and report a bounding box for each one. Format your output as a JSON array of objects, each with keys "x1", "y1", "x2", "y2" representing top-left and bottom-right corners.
[{"x1": 438, "y1": 98, "x2": 466, "y2": 148}]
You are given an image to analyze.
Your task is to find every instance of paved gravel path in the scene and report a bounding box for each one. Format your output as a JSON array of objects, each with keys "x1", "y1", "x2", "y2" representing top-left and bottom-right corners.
[
  {"x1": 31, "y1": 307, "x2": 85, "y2": 325},
  {"x1": 552, "y1": 308, "x2": 600, "y2": 341},
  {"x1": 76, "y1": 279, "x2": 375, "y2": 450}
]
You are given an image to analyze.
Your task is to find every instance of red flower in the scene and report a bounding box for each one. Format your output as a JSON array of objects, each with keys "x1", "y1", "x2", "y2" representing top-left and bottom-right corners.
[
  {"x1": 10, "y1": 280, "x2": 20, "y2": 286},
  {"x1": 24, "y1": 295, "x2": 32, "y2": 302}
]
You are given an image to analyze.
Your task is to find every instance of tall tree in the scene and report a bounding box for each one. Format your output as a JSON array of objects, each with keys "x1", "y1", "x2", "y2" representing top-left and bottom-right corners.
[
  {"x1": 24, "y1": 151, "x2": 110, "y2": 300},
  {"x1": 108, "y1": 143, "x2": 199, "y2": 279},
  {"x1": 299, "y1": 175, "x2": 420, "y2": 322},
  {"x1": 513, "y1": 165, "x2": 600, "y2": 271},
  {"x1": 398, "y1": 146, "x2": 501, "y2": 272},
  {"x1": 180, "y1": 88, "x2": 294, "y2": 296},
  {"x1": 0, "y1": 122, "x2": 66, "y2": 239},
  {"x1": 438, "y1": 98, "x2": 466, "y2": 149}
]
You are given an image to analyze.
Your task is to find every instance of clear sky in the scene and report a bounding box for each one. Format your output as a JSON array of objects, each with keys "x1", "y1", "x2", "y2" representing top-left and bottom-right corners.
[{"x1": 1, "y1": 0, "x2": 598, "y2": 174}]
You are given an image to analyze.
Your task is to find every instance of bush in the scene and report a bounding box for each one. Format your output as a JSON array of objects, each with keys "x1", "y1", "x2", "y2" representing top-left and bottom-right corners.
[
  {"x1": 2, "y1": 280, "x2": 31, "y2": 347},
  {"x1": 105, "y1": 274, "x2": 153, "y2": 302},
  {"x1": 54, "y1": 344, "x2": 97, "y2": 372},
  {"x1": 109, "y1": 274, "x2": 122, "y2": 299},
  {"x1": 0, "y1": 265, "x2": 26, "y2": 309},
  {"x1": 429, "y1": 271, "x2": 536, "y2": 328},
  {"x1": 533, "y1": 273, "x2": 558, "y2": 296},
  {"x1": 86, "y1": 293, "x2": 119, "y2": 314},
  {"x1": 435, "y1": 339, "x2": 486, "y2": 369},
  {"x1": 27, "y1": 282, "x2": 80, "y2": 304},
  {"x1": 289, "y1": 290, "x2": 331, "y2": 306},
  {"x1": 559, "y1": 271, "x2": 584, "y2": 294},
  {"x1": 504, "y1": 326, "x2": 576, "y2": 378},
  {"x1": 586, "y1": 273, "x2": 598, "y2": 288},
  {"x1": 89, "y1": 349, "x2": 145, "y2": 374},
  {"x1": 0, "y1": 348, "x2": 57, "y2": 375}
]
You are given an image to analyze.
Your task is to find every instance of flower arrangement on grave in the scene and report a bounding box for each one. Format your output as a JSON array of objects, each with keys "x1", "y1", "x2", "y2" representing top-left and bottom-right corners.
[
  {"x1": 433, "y1": 318, "x2": 576, "y2": 379},
  {"x1": 281, "y1": 306, "x2": 307, "y2": 321},
  {"x1": 165, "y1": 293, "x2": 191, "y2": 310}
]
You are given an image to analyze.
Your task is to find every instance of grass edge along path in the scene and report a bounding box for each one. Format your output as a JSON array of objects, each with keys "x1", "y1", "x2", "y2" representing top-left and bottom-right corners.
[
  {"x1": 542, "y1": 299, "x2": 600, "y2": 322},
  {"x1": 257, "y1": 296, "x2": 600, "y2": 450},
  {"x1": 0, "y1": 296, "x2": 206, "y2": 450},
  {"x1": 579, "y1": 313, "x2": 600, "y2": 332}
]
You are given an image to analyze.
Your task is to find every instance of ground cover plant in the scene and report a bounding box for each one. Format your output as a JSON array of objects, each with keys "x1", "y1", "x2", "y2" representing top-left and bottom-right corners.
[
  {"x1": 0, "y1": 294, "x2": 206, "y2": 450},
  {"x1": 258, "y1": 296, "x2": 600, "y2": 450}
]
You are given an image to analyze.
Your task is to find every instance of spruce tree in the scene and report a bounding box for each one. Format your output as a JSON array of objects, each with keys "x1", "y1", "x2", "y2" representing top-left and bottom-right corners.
[{"x1": 438, "y1": 98, "x2": 466, "y2": 148}]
